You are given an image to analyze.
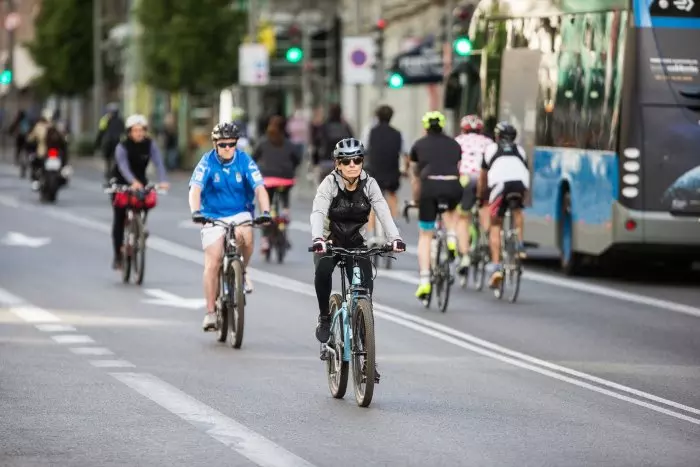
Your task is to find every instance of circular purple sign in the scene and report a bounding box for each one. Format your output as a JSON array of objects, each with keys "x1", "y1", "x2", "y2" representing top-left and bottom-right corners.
[{"x1": 350, "y1": 49, "x2": 367, "y2": 66}]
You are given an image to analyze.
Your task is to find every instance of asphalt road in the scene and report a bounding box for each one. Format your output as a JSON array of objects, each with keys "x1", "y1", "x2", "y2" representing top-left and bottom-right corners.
[{"x1": 1, "y1": 160, "x2": 699, "y2": 467}]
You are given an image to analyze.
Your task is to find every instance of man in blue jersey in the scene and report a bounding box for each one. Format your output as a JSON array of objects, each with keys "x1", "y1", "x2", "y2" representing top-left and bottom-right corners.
[{"x1": 189, "y1": 122, "x2": 272, "y2": 331}]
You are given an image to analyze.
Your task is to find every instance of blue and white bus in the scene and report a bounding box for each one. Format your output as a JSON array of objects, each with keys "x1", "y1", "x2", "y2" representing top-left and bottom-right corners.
[{"x1": 467, "y1": 0, "x2": 700, "y2": 273}]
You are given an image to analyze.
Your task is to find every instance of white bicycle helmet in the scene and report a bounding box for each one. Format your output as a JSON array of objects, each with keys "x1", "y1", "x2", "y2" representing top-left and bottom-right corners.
[{"x1": 125, "y1": 114, "x2": 148, "y2": 129}]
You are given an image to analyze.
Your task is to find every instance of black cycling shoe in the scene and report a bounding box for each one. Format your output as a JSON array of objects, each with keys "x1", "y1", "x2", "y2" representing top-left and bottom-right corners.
[
  {"x1": 315, "y1": 314, "x2": 331, "y2": 343},
  {"x1": 362, "y1": 361, "x2": 381, "y2": 384}
]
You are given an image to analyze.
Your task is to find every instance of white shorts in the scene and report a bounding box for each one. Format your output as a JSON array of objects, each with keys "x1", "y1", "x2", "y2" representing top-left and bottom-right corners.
[{"x1": 200, "y1": 212, "x2": 253, "y2": 250}]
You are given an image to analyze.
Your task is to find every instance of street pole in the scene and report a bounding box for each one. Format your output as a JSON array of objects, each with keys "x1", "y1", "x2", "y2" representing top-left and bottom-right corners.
[
  {"x1": 353, "y1": 0, "x2": 361, "y2": 133},
  {"x1": 301, "y1": 0, "x2": 312, "y2": 120},
  {"x1": 376, "y1": 0, "x2": 385, "y2": 101},
  {"x1": 92, "y1": 0, "x2": 103, "y2": 133},
  {"x1": 247, "y1": 0, "x2": 260, "y2": 139},
  {"x1": 6, "y1": 0, "x2": 16, "y2": 124}
]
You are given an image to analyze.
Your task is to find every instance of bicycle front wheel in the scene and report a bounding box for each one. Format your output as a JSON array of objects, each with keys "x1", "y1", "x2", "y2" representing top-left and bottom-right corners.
[
  {"x1": 134, "y1": 215, "x2": 147, "y2": 285},
  {"x1": 351, "y1": 298, "x2": 376, "y2": 408},
  {"x1": 228, "y1": 259, "x2": 246, "y2": 349},
  {"x1": 121, "y1": 218, "x2": 133, "y2": 284},
  {"x1": 326, "y1": 293, "x2": 348, "y2": 399}
]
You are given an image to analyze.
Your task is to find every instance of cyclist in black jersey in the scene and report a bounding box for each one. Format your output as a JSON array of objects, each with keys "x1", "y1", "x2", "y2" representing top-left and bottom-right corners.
[{"x1": 408, "y1": 111, "x2": 462, "y2": 300}]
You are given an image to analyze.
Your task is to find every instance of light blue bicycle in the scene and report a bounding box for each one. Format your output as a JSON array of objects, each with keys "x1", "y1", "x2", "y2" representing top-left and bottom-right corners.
[{"x1": 309, "y1": 244, "x2": 393, "y2": 407}]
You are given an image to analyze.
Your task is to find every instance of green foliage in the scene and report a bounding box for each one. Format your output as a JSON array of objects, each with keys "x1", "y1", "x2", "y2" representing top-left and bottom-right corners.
[
  {"x1": 27, "y1": 0, "x2": 95, "y2": 96},
  {"x1": 138, "y1": 0, "x2": 247, "y2": 94}
]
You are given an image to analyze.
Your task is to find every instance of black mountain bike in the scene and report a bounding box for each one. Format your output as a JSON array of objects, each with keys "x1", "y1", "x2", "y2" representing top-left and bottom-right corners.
[
  {"x1": 403, "y1": 201, "x2": 454, "y2": 313},
  {"x1": 309, "y1": 243, "x2": 395, "y2": 408},
  {"x1": 196, "y1": 216, "x2": 266, "y2": 348}
]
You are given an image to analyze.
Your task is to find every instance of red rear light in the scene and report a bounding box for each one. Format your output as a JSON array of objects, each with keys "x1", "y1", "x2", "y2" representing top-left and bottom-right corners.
[
  {"x1": 47, "y1": 148, "x2": 59, "y2": 158},
  {"x1": 625, "y1": 219, "x2": 637, "y2": 231}
]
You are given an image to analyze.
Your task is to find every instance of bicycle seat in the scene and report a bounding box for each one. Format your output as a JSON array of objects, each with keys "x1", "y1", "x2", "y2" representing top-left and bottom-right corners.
[
  {"x1": 505, "y1": 192, "x2": 523, "y2": 209},
  {"x1": 437, "y1": 202, "x2": 450, "y2": 213}
]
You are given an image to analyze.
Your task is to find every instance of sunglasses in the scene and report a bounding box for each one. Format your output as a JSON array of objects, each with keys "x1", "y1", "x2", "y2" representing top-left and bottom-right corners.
[
  {"x1": 339, "y1": 157, "x2": 364, "y2": 166},
  {"x1": 217, "y1": 142, "x2": 237, "y2": 149}
]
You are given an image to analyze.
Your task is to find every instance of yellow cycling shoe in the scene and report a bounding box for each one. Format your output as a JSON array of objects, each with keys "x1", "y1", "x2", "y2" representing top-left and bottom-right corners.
[{"x1": 415, "y1": 283, "x2": 432, "y2": 299}]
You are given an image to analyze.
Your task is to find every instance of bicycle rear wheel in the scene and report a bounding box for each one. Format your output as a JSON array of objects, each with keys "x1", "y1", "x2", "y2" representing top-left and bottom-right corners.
[
  {"x1": 326, "y1": 293, "x2": 348, "y2": 399},
  {"x1": 351, "y1": 297, "x2": 375, "y2": 407},
  {"x1": 435, "y1": 239, "x2": 452, "y2": 313},
  {"x1": 275, "y1": 225, "x2": 287, "y2": 264},
  {"x1": 229, "y1": 259, "x2": 246, "y2": 349}
]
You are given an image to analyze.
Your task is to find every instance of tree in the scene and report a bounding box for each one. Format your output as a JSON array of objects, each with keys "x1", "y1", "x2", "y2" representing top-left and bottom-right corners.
[
  {"x1": 138, "y1": 0, "x2": 247, "y2": 94},
  {"x1": 27, "y1": 0, "x2": 96, "y2": 96}
]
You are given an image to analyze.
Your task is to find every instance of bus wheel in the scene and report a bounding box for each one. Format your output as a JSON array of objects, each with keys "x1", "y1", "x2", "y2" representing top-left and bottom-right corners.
[{"x1": 559, "y1": 191, "x2": 583, "y2": 276}]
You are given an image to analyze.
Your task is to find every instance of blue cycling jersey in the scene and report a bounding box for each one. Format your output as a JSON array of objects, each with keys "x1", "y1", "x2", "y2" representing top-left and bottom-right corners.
[{"x1": 189, "y1": 149, "x2": 264, "y2": 219}]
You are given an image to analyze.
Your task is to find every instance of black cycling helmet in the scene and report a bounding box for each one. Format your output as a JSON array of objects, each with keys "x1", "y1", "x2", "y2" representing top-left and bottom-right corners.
[
  {"x1": 333, "y1": 137, "x2": 365, "y2": 159},
  {"x1": 211, "y1": 122, "x2": 240, "y2": 141},
  {"x1": 494, "y1": 121, "x2": 517, "y2": 143}
]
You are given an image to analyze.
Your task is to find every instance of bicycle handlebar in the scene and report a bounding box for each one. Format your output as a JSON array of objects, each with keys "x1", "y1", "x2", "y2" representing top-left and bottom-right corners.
[
  {"x1": 194, "y1": 217, "x2": 267, "y2": 228},
  {"x1": 307, "y1": 243, "x2": 394, "y2": 255},
  {"x1": 103, "y1": 183, "x2": 168, "y2": 195}
]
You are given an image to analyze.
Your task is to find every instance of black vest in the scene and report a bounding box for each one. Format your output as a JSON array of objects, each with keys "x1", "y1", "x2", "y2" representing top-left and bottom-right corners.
[
  {"x1": 328, "y1": 177, "x2": 371, "y2": 248},
  {"x1": 114, "y1": 138, "x2": 153, "y2": 184},
  {"x1": 367, "y1": 123, "x2": 402, "y2": 174}
]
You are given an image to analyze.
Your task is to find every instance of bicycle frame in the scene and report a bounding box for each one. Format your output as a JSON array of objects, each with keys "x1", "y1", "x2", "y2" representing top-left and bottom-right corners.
[{"x1": 329, "y1": 261, "x2": 367, "y2": 363}]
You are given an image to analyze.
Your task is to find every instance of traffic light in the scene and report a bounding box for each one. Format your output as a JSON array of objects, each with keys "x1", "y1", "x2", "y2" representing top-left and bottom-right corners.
[
  {"x1": 388, "y1": 72, "x2": 404, "y2": 89},
  {"x1": 285, "y1": 25, "x2": 303, "y2": 64},
  {"x1": 373, "y1": 18, "x2": 386, "y2": 81},
  {"x1": 286, "y1": 47, "x2": 303, "y2": 63},
  {"x1": 0, "y1": 68, "x2": 11, "y2": 85},
  {"x1": 453, "y1": 37, "x2": 473, "y2": 56},
  {"x1": 452, "y1": 4, "x2": 475, "y2": 57}
]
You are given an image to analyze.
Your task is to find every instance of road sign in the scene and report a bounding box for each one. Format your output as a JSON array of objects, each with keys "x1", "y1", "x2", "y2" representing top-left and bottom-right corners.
[
  {"x1": 4, "y1": 12, "x2": 20, "y2": 31},
  {"x1": 239, "y1": 43, "x2": 269, "y2": 86},
  {"x1": 342, "y1": 36, "x2": 376, "y2": 85}
]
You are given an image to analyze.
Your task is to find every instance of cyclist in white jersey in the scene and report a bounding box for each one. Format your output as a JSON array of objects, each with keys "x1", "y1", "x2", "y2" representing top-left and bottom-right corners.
[
  {"x1": 454, "y1": 115, "x2": 493, "y2": 275},
  {"x1": 479, "y1": 121, "x2": 530, "y2": 289}
]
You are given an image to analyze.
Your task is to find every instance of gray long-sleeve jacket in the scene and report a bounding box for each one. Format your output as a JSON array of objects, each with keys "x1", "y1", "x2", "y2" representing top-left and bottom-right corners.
[{"x1": 310, "y1": 170, "x2": 401, "y2": 243}]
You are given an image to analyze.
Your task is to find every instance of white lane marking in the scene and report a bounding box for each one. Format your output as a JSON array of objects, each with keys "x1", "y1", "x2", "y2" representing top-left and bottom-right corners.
[
  {"x1": 89, "y1": 360, "x2": 135, "y2": 368},
  {"x1": 285, "y1": 223, "x2": 700, "y2": 319},
  {"x1": 9, "y1": 306, "x2": 62, "y2": 323},
  {"x1": 70, "y1": 347, "x2": 114, "y2": 356},
  {"x1": 51, "y1": 334, "x2": 95, "y2": 344},
  {"x1": 0, "y1": 286, "x2": 25, "y2": 306},
  {"x1": 1, "y1": 231, "x2": 52, "y2": 248},
  {"x1": 35, "y1": 324, "x2": 77, "y2": 332},
  {"x1": 522, "y1": 271, "x2": 700, "y2": 318},
  {"x1": 4, "y1": 195, "x2": 700, "y2": 424},
  {"x1": 143, "y1": 288, "x2": 206, "y2": 309},
  {"x1": 112, "y1": 372, "x2": 317, "y2": 467},
  {"x1": 377, "y1": 270, "x2": 420, "y2": 284}
]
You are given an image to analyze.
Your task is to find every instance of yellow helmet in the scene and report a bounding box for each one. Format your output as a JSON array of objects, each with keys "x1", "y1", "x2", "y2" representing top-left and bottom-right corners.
[{"x1": 422, "y1": 111, "x2": 446, "y2": 130}]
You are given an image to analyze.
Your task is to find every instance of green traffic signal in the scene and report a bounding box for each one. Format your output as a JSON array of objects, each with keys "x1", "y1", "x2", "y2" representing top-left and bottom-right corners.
[
  {"x1": 388, "y1": 73, "x2": 404, "y2": 89},
  {"x1": 453, "y1": 37, "x2": 473, "y2": 56},
  {"x1": 286, "y1": 47, "x2": 303, "y2": 63},
  {"x1": 0, "y1": 69, "x2": 12, "y2": 85}
]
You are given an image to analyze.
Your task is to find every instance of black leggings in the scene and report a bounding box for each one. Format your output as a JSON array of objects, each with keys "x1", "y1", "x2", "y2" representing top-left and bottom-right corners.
[{"x1": 314, "y1": 253, "x2": 374, "y2": 316}]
